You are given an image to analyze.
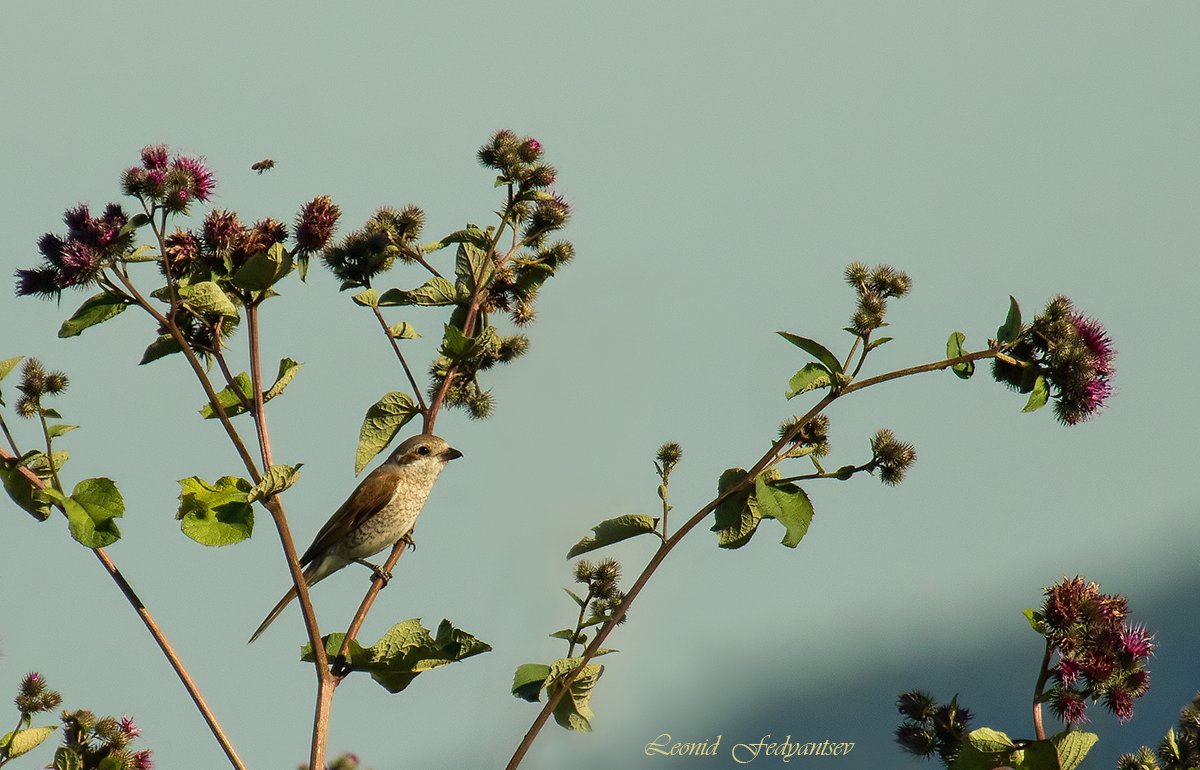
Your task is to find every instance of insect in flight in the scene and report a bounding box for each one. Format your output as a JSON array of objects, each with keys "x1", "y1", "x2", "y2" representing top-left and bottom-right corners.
[{"x1": 251, "y1": 159, "x2": 276, "y2": 174}]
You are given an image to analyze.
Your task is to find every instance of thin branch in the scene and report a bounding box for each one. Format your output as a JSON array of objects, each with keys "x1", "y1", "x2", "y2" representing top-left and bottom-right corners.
[
  {"x1": 332, "y1": 539, "x2": 411, "y2": 672},
  {"x1": 0, "y1": 447, "x2": 247, "y2": 770},
  {"x1": 0, "y1": 414, "x2": 21, "y2": 457},
  {"x1": 506, "y1": 346, "x2": 1003, "y2": 768},
  {"x1": 245, "y1": 302, "x2": 334, "y2": 769},
  {"x1": 1032, "y1": 638, "x2": 1054, "y2": 741},
  {"x1": 370, "y1": 305, "x2": 428, "y2": 413}
]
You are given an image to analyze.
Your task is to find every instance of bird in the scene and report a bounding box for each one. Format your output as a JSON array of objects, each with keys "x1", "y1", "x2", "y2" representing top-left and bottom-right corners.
[{"x1": 248, "y1": 433, "x2": 462, "y2": 643}]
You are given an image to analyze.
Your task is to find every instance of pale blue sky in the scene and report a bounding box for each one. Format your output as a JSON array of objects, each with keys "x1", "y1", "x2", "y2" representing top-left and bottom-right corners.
[{"x1": 2, "y1": 3, "x2": 1198, "y2": 768}]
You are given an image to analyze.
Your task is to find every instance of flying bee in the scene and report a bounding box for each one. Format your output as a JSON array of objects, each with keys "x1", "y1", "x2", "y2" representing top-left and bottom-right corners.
[{"x1": 251, "y1": 159, "x2": 276, "y2": 174}]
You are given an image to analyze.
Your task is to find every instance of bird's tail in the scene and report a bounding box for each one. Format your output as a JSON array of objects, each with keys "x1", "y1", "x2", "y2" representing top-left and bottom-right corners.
[{"x1": 248, "y1": 563, "x2": 321, "y2": 644}]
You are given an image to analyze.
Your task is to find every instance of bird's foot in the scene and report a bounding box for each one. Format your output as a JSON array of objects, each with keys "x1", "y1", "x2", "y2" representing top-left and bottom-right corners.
[
  {"x1": 355, "y1": 559, "x2": 392, "y2": 585},
  {"x1": 402, "y1": 532, "x2": 417, "y2": 552}
]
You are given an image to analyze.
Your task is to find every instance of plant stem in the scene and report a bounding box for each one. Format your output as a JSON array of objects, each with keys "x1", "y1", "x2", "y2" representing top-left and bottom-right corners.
[
  {"x1": 1032, "y1": 638, "x2": 1054, "y2": 741},
  {"x1": 566, "y1": 587, "x2": 595, "y2": 659},
  {"x1": 0, "y1": 414, "x2": 21, "y2": 456},
  {"x1": 0, "y1": 447, "x2": 247, "y2": 770},
  {"x1": 245, "y1": 302, "x2": 334, "y2": 769},
  {"x1": 371, "y1": 305, "x2": 428, "y2": 413},
  {"x1": 333, "y1": 539, "x2": 410, "y2": 673},
  {"x1": 36, "y1": 412, "x2": 63, "y2": 494},
  {"x1": 505, "y1": 346, "x2": 1000, "y2": 769}
]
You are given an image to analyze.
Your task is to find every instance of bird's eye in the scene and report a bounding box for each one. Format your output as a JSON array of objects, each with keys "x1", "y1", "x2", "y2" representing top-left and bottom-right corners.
[{"x1": 417, "y1": 446, "x2": 430, "y2": 455}]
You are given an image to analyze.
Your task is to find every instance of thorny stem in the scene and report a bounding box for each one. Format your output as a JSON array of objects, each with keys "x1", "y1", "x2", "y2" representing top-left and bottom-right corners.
[
  {"x1": 1032, "y1": 638, "x2": 1054, "y2": 741},
  {"x1": 505, "y1": 346, "x2": 1001, "y2": 769},
  {"x1": 0, "y1": 448, "x2": 248, "y2": 770}
]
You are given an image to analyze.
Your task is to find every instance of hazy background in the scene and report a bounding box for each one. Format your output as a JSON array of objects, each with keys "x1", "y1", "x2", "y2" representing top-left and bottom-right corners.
[{"x1": 2, "y1": 3, "x2": 1197, "y2": 768}]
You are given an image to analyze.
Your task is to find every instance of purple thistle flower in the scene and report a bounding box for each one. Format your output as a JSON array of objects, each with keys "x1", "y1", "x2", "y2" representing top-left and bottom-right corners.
[
  {"x1": 170, "y1": 155, "x2": 216, "y2": 201},
  {"x1": 141, "y1": 144, "x2": 169, "y2": 171},
  {"x1": 1106, "y1": 688, "x2": 1135, "y2": 723},
  {"x1": 15, "y1": 267, "x2": 61, "y2": 297},
  {"x1": 57, "y1": 240, "x2": 99, "y2": 287},
  {"x1": 146, "y1": 168, "x2": 165, "y2": 188},
  {"x1": 1072, "y1": 313, "x2": 1115, "y2": 375},
  {"x1": 1056, "y1": 657, "x2": 1081, "y2": 686},
  {"x1": 37, "y1": 233, "x2": 66, "y2": 264},
  {"x1": 63, "y1": 203, "x2": 91, "y2": 241},
  {"x1": 1120, "y1": 624, "x2": 1155, "y2": 659},
  {"x1": 294, "y1": 195, "x2": 340, "y2": 253},
  {"x1": 1051, "y1": 690, "x2": 1089, "y2": 725},
  {"x1": 132, "y1": 749, "x2": 154, "y2": 770},
  {"x1": 119, "y1": 715, "x2": 141, "y2": 737}
]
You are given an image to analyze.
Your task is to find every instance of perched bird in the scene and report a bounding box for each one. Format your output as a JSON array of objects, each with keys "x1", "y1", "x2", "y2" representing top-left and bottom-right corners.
[{"x1": 248, "y1": 433, "x2": 462, "y2": 643}]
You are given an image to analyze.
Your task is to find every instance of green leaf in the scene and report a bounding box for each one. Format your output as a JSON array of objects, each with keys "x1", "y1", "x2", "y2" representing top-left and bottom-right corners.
[
  {"x1": 512, "y1": 663, "x2": 552, "y2": 702},
  {"x1": 231, "y1": 242, "x2": 293, "y2": 291},
  {"x1": 378, "y1": 276, "x2": 457, "y2": 307},
  {"x1": 120, "y1": 243, "x2": 158, "y2": 263},
  {"x1": 710, "y1": 467, "x2": 761, "y2": 549},
  {"x1": 947, "y1": 727, "x2": 1017, "y2": 770},
  {"x1": 263, "y1": 358, "x2": 302, "y2": 402},
  {"x1": 433, "y1": 225, "x2": 490, "y2": 252},
  {"x1": 0, "y1": 458, "x2": 52, "y2": 520},
  {"x1": 1023, "y1": 375, "x2": 1049, "y2": 413},
  {"x1": 441, "y1": 324, "x2": 475, "y2": 359},
  {"x1": 139, "y1": 334, "x2": 182, "y2": 365},
  {"x1": 753, "y1": 476, "x2": 814, "y2": 548},
  {"x1": 388, "y1": 321, "x2": 420, "y2": 339},
  {"x1": 50, "y1": 477, "x2": 124, "y2": 548},
  {"x1": 563, "y1": 587, "x2": 588, "y2": 607},
  {"x1": 967, "y1": 727, "x2": 1017, "y2": 753},
  {"x1": 778, "y1": 332, "x2": 844, "y2": 375},
  {"x1": 57, "y1": 291, "x2": 131, "y2": 338},
  {"x1": 352, "y1": 288, "x2": 379, "y2": 307},
  {"x1": 355, "y1": 392, "x2": 419, "y2": 475},
  {"x1": 180, "y1": 281, "x2": 239, "y2": 320},
  {"x1": 302, "y1": 618, "x2": 492, "y2": 693},
  {"x1": 866, "y1": 336, "x2": 894, "y2": 352},
  {"x1": 546, "y1": 657, "x2": 604, "y2": 732},
  {"x1": 514, "y1": 263, "x2": 555, "y2": 296},
  {"x1": 785, "y1": 363, "x2": 832, "y2": 399},
  {"x1": 46, "y1": 424, "x2": 78, "y2": 439},
  {"x1": 98, "y1": 756, "x2": 126, "y2": 770},
  {"x1": 22, "y1": 450, "x2": 69, "y2": 481},
  {"x1": 0, "y1": 356, "x2": 23, "y2": 381},
  {"x1": 549, "y1": 629, "x2": 583, "y2": 642},
  {"x1": 455, "y1": 242, "x2": 495, "y2": 295},
  {"x1": 1023, "y1": 608, "x2": 1046, "y2": 634},
  {"x1": 1052, "y1": 730, "x2": 1098, "y2": 770},
  {"x1": 566, "y1": 514, "x2": 660, "y2": 558},
  {"x1": 997, "y1": 295, "x2": 1023, "y2": 345},
  {"x1": 54, "y1": 746, "x2": 83, "y2": 770},
  {"x1": 199, "y1": 373, "x2": 253, "y2": 419},
  {"x1": 119, "y1": 212, "x2": 151, "y2": 237},
  {"x1": 0, "y1": 725, "x2": 56, "y2": 758},
  {"x1": 248, "y1": 464, "x2": 302, "y2": 503},
  {"x1": 1010, "y1": 738, "x2": 1059, "y2": 770},
  {"x1": 176, "y1": 475, "x2": 254, "y2": 546},
  {"x1": 947, "y1": 332, "x2": 975, "y2": 379}
]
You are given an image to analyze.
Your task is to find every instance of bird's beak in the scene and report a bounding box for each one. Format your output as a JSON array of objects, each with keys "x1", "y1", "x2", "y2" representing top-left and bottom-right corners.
[{"x1": 443, "y1": 447, "x2": 463, "y2": 461}]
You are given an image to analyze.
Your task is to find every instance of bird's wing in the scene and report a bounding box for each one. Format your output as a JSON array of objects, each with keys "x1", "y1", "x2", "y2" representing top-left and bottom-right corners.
[{"x1": 299, "y1": 467, "x2": 398, "y2": 566}]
